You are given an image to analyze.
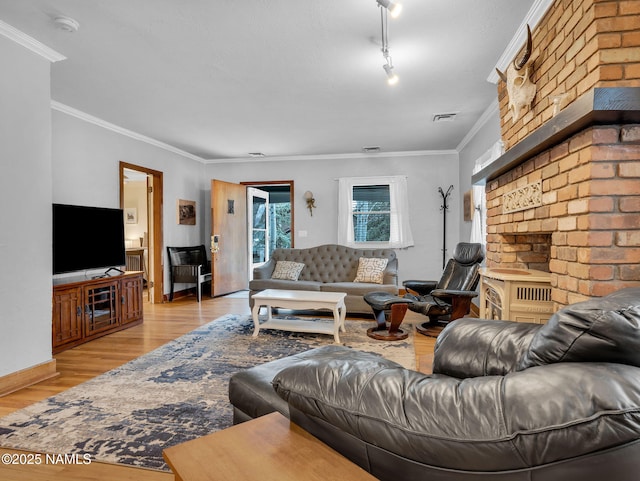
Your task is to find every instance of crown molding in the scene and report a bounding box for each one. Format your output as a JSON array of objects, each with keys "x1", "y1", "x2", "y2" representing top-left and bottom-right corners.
[
  {"x1": 486, "y1": 0, "x2": 554, "y2": 84},
  {"x1": 456, "y1": 99, "x2": 499, "y2": 152},
  {"x1": 51, "y1": 100, "x2": 459, "y2": 165},
  {"x1": 204, "y1": 149, "x2": 458, "y2": 165},
  {"x1": 51, "y1": 101, "x2": 206, "y2": 163},
  {"x1": 0, "y1": 20, "x2": 66, "y2": 62}
]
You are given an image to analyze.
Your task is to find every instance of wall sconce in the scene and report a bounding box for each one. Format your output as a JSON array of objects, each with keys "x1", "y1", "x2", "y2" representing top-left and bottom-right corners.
[{"x1": 303, "y1": 191, "x2": 316, "y2": 216}]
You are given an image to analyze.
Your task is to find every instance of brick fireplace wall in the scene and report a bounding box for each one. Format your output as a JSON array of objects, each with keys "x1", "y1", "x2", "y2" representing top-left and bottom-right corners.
[
  {"x1": 486, "y1": 0, "x2": 640, "y2": 308},
  {"x1": 500, "y1": 0, "x2": 640, "y2": 150},
  {"x1": 486, "y1": 125, "x2": 640, "y2": 306}
]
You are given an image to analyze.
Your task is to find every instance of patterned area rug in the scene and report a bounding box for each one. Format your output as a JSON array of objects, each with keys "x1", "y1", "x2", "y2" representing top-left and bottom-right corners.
[{"x1": 0, "y1": 314, "x2": 414, "y2": 471}]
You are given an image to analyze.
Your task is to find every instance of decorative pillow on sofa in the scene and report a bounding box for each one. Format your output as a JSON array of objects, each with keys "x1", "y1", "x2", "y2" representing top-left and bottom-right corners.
[
  {"x1": 271, "y1": 261, "x2": 305, "y2": 280},
  {"x1": 518, "y1": 287, "x2": 640, "y2": 370},
  {"x1": 353, "y1": 257, "x2": 388, "y2": 284}
]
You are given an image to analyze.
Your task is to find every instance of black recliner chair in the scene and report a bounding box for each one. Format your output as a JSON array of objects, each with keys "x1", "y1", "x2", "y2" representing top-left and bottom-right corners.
[{"x1": 364, "y1": 242, "x2": 484, "y2": 338}]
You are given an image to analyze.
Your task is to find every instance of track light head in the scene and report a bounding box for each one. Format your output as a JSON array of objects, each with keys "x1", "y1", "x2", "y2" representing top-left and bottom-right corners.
[
  {"x1": 376, "y1": 0, "x2": 402, "y2": 18},
  {"x1": 383, "y1": 62, "x2": 399, "y2": 86}
]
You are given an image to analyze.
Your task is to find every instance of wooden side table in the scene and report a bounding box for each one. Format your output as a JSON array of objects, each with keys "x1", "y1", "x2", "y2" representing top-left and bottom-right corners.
[{"x1": 163, "y1": 412, "x2": 377, "y2": 481}]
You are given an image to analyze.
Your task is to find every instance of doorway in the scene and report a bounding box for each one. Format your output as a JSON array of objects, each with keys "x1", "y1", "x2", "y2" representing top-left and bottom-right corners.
[
  {"x1": 119, "y1": 162, "x2": 164, "y2": 304},
  {"x1": 242, "y1": 181, "x2": 294, "y2": 259},
  {"x1": 247, "y1": 187, "x2": 269, "y2": 281}
]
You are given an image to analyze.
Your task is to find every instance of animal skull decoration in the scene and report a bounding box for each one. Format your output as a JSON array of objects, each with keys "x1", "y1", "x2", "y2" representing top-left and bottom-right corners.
[{"x1": 496, "y1": 25, "x2": 536, "y2": 122}]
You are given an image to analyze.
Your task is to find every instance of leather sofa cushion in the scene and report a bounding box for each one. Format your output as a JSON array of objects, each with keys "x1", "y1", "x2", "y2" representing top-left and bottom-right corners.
[
  {"x1": 273, "y1": 346, "x2": 640, "y2": 471},
  {"x1": 433, "y1": 319, "x2": 540, "y2": 378},
  {"x1": 229, "y1": 346, "x2": 352, "y2": 421},
  {"x1": 519, "y1": 287, "x2": 640, "y2": 369}
]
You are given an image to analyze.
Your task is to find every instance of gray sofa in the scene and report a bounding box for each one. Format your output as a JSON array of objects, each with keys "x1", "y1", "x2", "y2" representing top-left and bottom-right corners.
[
  {"x1": 230, "y1": 287, "x2": 640, "y2": 480},
  {"x1": 249, "y1": 244, "x2": 398, "y2": 313}
]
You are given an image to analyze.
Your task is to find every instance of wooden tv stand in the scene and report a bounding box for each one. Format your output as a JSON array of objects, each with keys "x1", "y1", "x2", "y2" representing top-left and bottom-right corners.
[{"x1": 52, "y1": 271, "x2": 144, "y2": 354}]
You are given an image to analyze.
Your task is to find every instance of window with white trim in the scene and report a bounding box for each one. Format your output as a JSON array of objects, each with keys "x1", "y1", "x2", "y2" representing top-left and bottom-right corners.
[{"x1": 337, "y1": 176, "x2": 414, "y2": 248}]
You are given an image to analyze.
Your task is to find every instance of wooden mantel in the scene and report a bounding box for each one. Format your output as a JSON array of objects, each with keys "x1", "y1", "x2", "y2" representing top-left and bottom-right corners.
[{"x1": 472, "y1": 87, "x2": 640, "y2": 185}]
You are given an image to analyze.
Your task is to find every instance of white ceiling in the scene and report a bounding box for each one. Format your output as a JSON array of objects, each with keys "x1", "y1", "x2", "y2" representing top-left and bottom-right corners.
[{"x1": 0, "y1": 0, "x2": 536, "y2": 162}]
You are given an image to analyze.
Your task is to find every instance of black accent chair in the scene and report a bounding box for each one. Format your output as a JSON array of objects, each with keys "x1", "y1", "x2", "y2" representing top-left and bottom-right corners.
[
  {"x1": 364, "y1": 242, "x2": 484, "y2": 338},
  {"x1": 406, "y1": 242, "x2": 484, "y2": 336},
  {"x1": 167, "y1": 245, "x2": 212, "y2": 302}
]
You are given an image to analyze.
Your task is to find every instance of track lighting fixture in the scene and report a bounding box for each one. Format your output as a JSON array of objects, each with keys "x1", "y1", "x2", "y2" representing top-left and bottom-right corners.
[
  {"x1": 376, "y1": 0, "x2": 402, "y2": 18},
  {"x1": 379, "y1": 4, "x2": 399, "y2": 85}
]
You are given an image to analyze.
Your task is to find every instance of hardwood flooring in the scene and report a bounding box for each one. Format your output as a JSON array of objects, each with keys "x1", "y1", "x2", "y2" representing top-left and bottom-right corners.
[{"x1": 0, "y1": 292, "x2": 436, "y2": 480}]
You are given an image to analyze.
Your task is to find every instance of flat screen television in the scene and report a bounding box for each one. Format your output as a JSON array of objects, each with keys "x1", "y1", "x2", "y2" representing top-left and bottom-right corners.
[{"x1": 52, "y1": 203, "x2": 126, "y2": 275}]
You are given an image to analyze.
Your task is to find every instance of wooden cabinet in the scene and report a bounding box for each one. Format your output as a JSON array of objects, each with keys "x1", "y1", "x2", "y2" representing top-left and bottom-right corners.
[
  {"x1": 52, "y1": 286, "x2": 83, "y2": 347},
  {"x1": 53, "y1": 272, "x2": 144, "y2": 353},
  {"x1": 121, "y1": 275, "x2": 144, "y2": 324}
]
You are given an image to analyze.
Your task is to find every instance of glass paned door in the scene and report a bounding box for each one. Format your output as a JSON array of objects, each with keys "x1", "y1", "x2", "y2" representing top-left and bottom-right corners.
[{"x1": 247, "y1": 187, "x2": 270, "y2": 281}]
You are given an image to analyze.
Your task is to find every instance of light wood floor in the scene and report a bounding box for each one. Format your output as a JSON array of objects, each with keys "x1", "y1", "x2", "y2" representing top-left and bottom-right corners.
[{"x1": 0, "y1": 292, "x2": 436, "y2": 481}]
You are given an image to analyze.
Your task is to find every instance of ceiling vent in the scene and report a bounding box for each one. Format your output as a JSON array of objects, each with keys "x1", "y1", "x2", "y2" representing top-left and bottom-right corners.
[
  {"x1": 362, "y1": 146, "x2": 381, "y2": 153},
  {"x1": 433, "y1": 112, "x2": 458, "y2": 123}
]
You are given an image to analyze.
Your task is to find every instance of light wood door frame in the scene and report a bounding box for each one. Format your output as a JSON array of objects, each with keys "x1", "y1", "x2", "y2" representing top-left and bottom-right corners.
[
  {"x1": 241, "y1": 180, "x2": 295, "y2": 249},
  {"x1": 119, "y1": 161, "x2": 164, "y2": 304}
]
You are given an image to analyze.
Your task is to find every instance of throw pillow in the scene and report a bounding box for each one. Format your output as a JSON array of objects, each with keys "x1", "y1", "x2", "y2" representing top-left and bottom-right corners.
[
  {"x1": 353, "y1": 257, "x2": 388, "y2": 284},
  {"x1": 271, "y1": 261, "x2": 305, "y2": 281}
]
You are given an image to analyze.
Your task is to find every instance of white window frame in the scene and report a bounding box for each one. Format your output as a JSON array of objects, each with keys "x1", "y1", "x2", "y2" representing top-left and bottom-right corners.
[{"x1": 337, "y1": 175, "x2": 414, "y2": 249}]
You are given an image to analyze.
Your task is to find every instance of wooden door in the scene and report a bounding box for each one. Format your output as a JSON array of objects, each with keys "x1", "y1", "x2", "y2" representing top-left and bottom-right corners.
[{"x1": 211, "y1": 179, "x2": 248, "y2": 296}]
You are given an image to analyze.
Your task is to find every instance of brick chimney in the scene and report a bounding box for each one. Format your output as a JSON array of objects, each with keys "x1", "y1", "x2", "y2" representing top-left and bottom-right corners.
[{"x1": 473, "y1": 0, "x2": 640, "y2": 308}]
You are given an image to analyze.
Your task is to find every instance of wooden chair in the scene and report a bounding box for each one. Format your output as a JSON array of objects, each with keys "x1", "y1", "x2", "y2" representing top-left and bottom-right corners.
[
  {"x1": 167, "y1": 245, "x2": 211, "y2": 302},
  {"x1": 126, "y1": 248, "x2": 147, "y2": 283}
]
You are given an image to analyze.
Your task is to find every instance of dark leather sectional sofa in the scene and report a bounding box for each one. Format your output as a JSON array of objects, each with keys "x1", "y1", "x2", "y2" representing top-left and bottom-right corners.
[{"x1": 229, "y1": 287, "x2": 640, "y2": 480}]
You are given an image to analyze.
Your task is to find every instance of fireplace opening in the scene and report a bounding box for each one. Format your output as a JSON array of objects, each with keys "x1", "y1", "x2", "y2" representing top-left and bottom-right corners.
[{"x1": 497, "y1": 233, "x2": 551, "y2": 272}]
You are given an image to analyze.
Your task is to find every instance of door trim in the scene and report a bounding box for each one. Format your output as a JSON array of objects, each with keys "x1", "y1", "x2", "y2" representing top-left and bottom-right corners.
[{"x1": 119, "y1": 161, "x2": 164, "y2": 304}]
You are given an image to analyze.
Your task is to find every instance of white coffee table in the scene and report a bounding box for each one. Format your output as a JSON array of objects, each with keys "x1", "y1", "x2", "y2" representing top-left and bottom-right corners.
[{"x1": 251, "y1": 289, "x2": 347, "y2": 343}]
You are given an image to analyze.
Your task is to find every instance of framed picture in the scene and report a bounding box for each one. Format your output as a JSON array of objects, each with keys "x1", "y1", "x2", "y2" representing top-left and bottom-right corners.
[
  {"x1": 463, "y1": 190, "x2": 474, "y2": 222},
  {"x1": 178, "y1": 199, "x2": 196, "y2": 225},
  {"x1": 124, "y1": 207, "x2": 138, "y2": 224}
]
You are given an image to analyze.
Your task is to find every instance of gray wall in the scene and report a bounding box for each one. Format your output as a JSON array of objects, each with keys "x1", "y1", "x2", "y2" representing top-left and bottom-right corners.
[
  {"x1": 52, "y1": 111, "x2": 208, "y2": 293},
  {"x1": 206, "y1": 152, "x2": 460, "y2": 283},
  {"x1": 0, "y1": 37, "x2": 53, "y2": 377}
]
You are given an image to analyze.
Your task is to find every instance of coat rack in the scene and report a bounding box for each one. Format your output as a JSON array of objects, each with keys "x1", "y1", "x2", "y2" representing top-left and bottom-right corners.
[{"x1": 438, "y1": 185, "x2": 454, "y2": 269}]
